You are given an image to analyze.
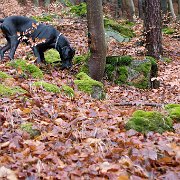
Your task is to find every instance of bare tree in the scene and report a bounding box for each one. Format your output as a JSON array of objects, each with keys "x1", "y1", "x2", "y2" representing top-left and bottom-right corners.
[
  {"x1": 144, "y1": 0, "x2": 162, "y2": 59},
  {"x1": 86, "y1": 0, "x2": 107, "y2": 81}
]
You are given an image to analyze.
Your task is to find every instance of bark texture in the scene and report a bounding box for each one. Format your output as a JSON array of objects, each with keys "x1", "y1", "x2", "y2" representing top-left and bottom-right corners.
[
  {"x1": 87, "y1": 0, "x2": 107, "y2": 81},
  {"x1": 144, "y1": 0, "x2": 162, "y2": 59}
]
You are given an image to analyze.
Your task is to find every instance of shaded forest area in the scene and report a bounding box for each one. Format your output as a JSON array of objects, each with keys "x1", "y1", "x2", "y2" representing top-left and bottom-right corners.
[{"x1": 0, "y1": 0, "x2": 180, "y2": 179}]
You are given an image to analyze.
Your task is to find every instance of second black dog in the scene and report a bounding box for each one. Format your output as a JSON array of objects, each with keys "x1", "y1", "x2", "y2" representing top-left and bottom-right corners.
[{"x1": 0, "y1": 16, "x2": 75, "y2": 69}]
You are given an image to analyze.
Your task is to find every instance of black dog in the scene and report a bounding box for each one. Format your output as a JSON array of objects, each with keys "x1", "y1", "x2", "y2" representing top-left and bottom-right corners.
[{"x1": 0, "y1": 16, "x2": 75, "y2": 69}]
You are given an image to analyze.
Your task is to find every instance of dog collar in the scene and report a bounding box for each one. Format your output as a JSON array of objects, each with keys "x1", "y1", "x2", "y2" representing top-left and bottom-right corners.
[{"x1": 55, "y1": 33, "x2": 62, "y2": 50}]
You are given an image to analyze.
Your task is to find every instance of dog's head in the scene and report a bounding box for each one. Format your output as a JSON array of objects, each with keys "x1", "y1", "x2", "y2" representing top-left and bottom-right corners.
[{"x1": 60, "y1": 46, "x2": 75, "y2": 69}]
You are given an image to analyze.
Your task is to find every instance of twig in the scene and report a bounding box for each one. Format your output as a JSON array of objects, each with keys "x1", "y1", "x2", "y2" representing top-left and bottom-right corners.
[{"x1": 114, "y1": 102, "x2": 163, "y2": 107}]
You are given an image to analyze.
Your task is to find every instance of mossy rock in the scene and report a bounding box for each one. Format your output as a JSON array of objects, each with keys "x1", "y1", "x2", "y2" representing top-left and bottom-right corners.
[
  {"x1": 126, "y1": 110, "x2": 173, "y2": 134},
  {"x1": 44, "y1": 49, "x2": 60, "y2": 64},
  {"x1": 165, "y1": 104, "x2": 180, "y2": 122},
  {"x1": 9, "y1": 59, "x2": 43, "y2": 79},
  {"x1": 105, "y1": 28, "x2": 130, "y2": 42},
  {"x1": 33, "y1": 81, "x2": 61, "y2": 93},
  {"x1": 0, "y1": 71, "x2": 12, "y2": 79},
  {"x1": 104, "y1": 18, "x2": 135, "y2": 38},
  {"x1": 0, "y1": 84, "x2": 27, "y2": 97},
  {"x1": 69, "y1": 2, "x2": 87, "y2": 17},
  {"x1": 74, "y1": 72, "x2": 105, "y2": 99},
  {"x1": 162, "y1": 27, "x2": 175, "y2": 34},
  {"x1": 106, "y1": 56, "x2": 132, "y2": 66},
  {"x1": 61, "y1": 85, "x2": 74, "y2": 98},
  {"x1": 21, "y1": 123, "x2": 41, "y2": 138},
  {"x1": 105, "y1": 56, "x2": 157, "y2": 89}
]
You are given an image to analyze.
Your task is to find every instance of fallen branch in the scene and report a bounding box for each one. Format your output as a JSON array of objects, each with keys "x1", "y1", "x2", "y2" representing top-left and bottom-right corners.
[{"x1": 114, "y1": 102, "x2": 163, "y2": 107}]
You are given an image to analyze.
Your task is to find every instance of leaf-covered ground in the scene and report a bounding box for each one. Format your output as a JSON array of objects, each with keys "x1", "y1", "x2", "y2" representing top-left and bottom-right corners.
[{"x1": 0, "y1": 2, "x2": 180, "y2": 179}]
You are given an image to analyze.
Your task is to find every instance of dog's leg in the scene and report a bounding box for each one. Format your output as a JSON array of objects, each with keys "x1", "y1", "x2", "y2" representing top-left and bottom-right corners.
[
  {"x1": 8, "y1": 36, "x2": 19, "y2": 60},
  {"x1": 32, "y1": 46, "x2": 42, "y2": 64},
  {"x1": 0, "y1": 43, "x2": 11, "y2": 60}
]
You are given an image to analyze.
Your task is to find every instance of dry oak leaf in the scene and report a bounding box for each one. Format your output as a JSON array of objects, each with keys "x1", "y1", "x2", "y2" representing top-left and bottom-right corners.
[{"x1": 0, "y1": 166, "x2": 18, "y2": 180}]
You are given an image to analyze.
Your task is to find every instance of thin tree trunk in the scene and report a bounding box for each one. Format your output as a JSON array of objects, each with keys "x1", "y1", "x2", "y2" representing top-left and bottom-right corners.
[
  {"x1": 86, "y1": 0, "x2": 107, "y2": 81},
  {"x1": 144, "y1": 0, "x2": 162, "y2": 59},
  {"x1": 138, "y1": 0, "x2": 145, "y2": 19},
  {"x1": 161, "y1": 0, "x2": 168, "y2": 14},
  {"x1": 168, "y1": 0, "x2": 176, "y2": 19},
  {"x1": 178, "y1": 0, "x2": 180, "y2": 15}
]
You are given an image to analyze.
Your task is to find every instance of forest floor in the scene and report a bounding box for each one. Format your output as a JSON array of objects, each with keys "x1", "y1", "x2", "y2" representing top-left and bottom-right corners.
[{"x1": 0, "y1": 2, "x2": 180, "y2": 179}]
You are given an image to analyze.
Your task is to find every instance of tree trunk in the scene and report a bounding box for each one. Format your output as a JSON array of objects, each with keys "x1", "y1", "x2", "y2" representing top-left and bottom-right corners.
[
  {"x1": 168, "y1": 0, "x2": 176, "y2": 19},
  {"x1": 144, "y1": 0, "x2": 162, "y2": 59},
  {"x1": 138, "y1": 0, "x2": 145, "y2": 19},
  {"x1": 161, "y1": 0, "x2": 168, "y2": 14},
  {"x1": 122, "y1": 0, "x2": 135, "y2": 21},
  {"x1": 86, "y1": 0, "x2": 107, "y2": 81}
]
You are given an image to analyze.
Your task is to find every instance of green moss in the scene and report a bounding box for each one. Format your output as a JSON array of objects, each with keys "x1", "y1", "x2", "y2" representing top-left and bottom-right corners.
[
  {"x1": 0, "y1": 71, "x2": 12, "y2": 79},
  {"x1": 104, "y1": 18, "x2": 135, "y2": 38},
  {"x1": 32, "y1": 14, "x2": 56, "y2": 22},
  {"x1": 105, "y1": 64, "x2": 115, "y2": 80},
  {"x1": 135, "y1": 61, "x2": 151, "y2": 77},
  {"x1": 74, "y1": 54, "x2": 90, "y2": 74},
  {"x1": 70, "y1": 3, "x2": 87, "y2": 17},
  {"x1": 44, "y1": 49, "x2": 60, "y2": 64},
  {"x1": 0, "y1": 84, "x2": 27, "y2": 96},
  {"x1": 106, "y1": 56, "x2": 132, "y2": 66},
  {"x1": 126, "y1": 110, "x2": 173, "y2": 133},
  {"x1": 74, "y1": 72, "x2": 103, "y2": 94},
  {"x1": 115, "y1": 66, "x2": 128, "y2": 84},
  {"x1": 132, "y1": 77, "x2": 149, "y2": 89},
  {"x1": 146, "y1": 56, "x2": 158, "y2": 77},
  {"x1": 165, "y1": 104, "x2": 180, "y2": 121},
  {"x1": 162, "y1": 27, "x2": 175, "y2": 34},
  {"x1": 21, "y1": 123, "x2": 40, "y2": 138},
  {"x1": 61, "y1": 85, "x2": 74, "y2": 98},
  {"x1": 74, "y1": 54, "x2": 89, "y2": 64},
  {"x1": 33, "y1": 81, "x2": 61, "y2": 93},
  {"x1": 9, "y1": 59, "x2": 43, "y2": 79}
]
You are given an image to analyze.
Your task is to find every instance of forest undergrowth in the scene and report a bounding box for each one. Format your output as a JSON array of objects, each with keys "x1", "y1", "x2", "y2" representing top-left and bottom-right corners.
[{"x1": 0, "y1": 1, "x2": 179, "y2": 179}]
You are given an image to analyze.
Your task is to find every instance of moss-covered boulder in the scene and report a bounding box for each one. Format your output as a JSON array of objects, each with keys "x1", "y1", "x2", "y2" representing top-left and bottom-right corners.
[
  {"x1": 104, "y1": 18, "x2": 135, "y2": 38},
  {"x1": 9, "y1": 59, "x2": 43, "y2": 79},
  {"x1": 105, "y1": 56, "x2": 158, "y2": 89},
  {"x1": 44, "y1": 49, "x2": 60, "y2": 64},
  {"x1": 126, "y1": 110, "x2": 173, "y2": 134},
  {"x1": 165, "y1": 104, "x2": 180, "y2": 122},
  {"x1": 0, "y1": 71, "x2": 12, "y2": 79},
  {"x1": 0, "y1": 84, "x2": 27, "y2": 97},
  {"x1": 33, "y1": 81, "x2": 61, "y2": 93},
  {"x1": 105, "y1": 28, "x2": 130, "y2": 42},
  {"x1": 74, "y1": 72, "x2": 105, "y2": 99},
  {"x1": 21, "y1": 123, "x2": 41, "y2": 138}
]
